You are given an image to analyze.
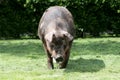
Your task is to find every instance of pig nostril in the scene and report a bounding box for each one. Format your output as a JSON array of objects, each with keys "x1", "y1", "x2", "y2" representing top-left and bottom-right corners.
[{"x1": 56, "y1": 57, "x2": 63, "y2": 62}]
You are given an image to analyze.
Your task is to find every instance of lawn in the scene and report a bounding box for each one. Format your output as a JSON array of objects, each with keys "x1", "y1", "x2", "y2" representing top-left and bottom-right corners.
[{"x1": 0, "y1": 38, "x2": 120, "y2": 80}]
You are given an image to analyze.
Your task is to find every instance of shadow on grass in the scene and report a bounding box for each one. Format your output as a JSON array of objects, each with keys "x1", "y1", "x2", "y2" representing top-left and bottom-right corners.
[
  {"x1": 71, "y1": 40, "x2": 120, "y2": 55},
  {"x1": 0, "y1": 40, "x2": 45, "y2": 58},
  {"x1": 65, "y1": 58, "x2": 105, "y2": 73}
]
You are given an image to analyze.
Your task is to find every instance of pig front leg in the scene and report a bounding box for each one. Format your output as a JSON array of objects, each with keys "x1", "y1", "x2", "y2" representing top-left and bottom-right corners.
[
  {"x1": 59, "y1": 43, "x2": 72, "y2": 69},
  {"x1": 43, "y1": 43, "x2": 54, "y2": 69},
  {"x1": 47, "y1": 52, "x2": 54, "y2": 69},
  {"x1": 59, "y1": 50, "x2": 70, "y2": 69}
]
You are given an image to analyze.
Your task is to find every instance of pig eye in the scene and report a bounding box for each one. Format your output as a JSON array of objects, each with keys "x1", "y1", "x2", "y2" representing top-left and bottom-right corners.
[
  {"x1": 50, "y1": 43, "x2": 55, "y2": 48},
  {"x1": 63, "y1": 44, "x2": 66, "y2": 49}
]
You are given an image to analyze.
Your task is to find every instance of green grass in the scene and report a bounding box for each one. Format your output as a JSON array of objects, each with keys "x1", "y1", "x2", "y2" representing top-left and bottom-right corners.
[{"x1": 0, "y1": 38, "x2": 120, "y2": 80}]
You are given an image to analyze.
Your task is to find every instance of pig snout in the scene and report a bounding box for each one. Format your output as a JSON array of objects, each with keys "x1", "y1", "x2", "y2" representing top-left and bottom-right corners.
[
  {"x1": 53, "y1": 55, "x2": 63, "y2": 63},
  {"x1": 56, "y1": 55, "x2": 63, "y2": 62}
]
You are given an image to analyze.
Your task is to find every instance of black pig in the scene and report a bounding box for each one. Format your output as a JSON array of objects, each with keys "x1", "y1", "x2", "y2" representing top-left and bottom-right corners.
[{"x1": 38, "y1": 6, "x2": 75, "y2": 69}]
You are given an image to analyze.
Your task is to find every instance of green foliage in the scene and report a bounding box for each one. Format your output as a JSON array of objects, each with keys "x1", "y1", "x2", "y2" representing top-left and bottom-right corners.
[{"x1": 0, "y1": 0, "x2": 120, "y2": 39}]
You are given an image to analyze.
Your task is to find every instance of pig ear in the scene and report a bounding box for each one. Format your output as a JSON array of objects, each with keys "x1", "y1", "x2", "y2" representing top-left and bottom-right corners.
[
  {"x1": 45, "y1": 32, "x2": 55, "y2": 42},
  {"x1": 63, "y1": 32, "x2": 74, "y2": 42}
]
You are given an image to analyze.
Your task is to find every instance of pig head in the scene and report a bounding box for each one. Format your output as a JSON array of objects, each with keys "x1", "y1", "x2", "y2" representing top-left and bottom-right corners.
[{"x1": 38, "y1": 6, "x2": 75, "y2": 69}]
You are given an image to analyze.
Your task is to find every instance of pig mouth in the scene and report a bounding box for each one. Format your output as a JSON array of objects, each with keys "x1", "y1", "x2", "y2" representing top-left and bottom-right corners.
[
  {"x1": 52, "y1": 55, "x2": 63, "y2": 63},
  {"x1": 55, "y1": 57, "x2": 63, "y2": 63}
]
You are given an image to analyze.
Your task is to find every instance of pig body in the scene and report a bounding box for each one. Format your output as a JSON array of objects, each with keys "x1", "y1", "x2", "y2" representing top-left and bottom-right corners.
[{"x1": 38, "y1": 6, "x2": 75, "y2": 69}]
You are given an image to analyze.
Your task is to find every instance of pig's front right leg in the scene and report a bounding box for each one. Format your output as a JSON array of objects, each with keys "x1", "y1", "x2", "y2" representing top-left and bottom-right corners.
[{"x1": 47, "y1": 53, "x2": 54, "y2": 69}]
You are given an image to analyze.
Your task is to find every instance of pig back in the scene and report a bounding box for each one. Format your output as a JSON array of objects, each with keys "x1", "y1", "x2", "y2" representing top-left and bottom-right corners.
[{"x1": 38, "y1": 6, "x2": 75, "y2": 39}]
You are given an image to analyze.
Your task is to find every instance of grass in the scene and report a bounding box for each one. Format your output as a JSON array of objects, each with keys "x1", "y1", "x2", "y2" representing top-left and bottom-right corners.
[{"x1": 0, "y1": 38, "x2": 120, "y2": 80}]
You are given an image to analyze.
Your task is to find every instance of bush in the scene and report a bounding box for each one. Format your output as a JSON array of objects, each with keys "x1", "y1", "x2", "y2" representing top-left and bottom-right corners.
[{"x1": 0, "y1": 0, "x2": 120, "y2": 39}]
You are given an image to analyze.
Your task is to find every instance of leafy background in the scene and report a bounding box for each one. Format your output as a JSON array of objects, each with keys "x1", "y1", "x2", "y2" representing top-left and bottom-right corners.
[{"x1": 0, "y1": 0, "x2": 120, "y2": 39}]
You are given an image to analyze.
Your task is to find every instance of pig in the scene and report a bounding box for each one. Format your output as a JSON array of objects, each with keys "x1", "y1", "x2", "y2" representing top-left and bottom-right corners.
[{"x1": 38, "y1": 6, "x2": 75, "y2": 69}]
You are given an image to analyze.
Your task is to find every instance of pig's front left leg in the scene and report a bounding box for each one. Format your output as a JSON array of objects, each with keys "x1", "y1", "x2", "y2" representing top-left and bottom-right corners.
[{"x1": 59, "y1": 50, "x2": 70, "y2": 69}]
